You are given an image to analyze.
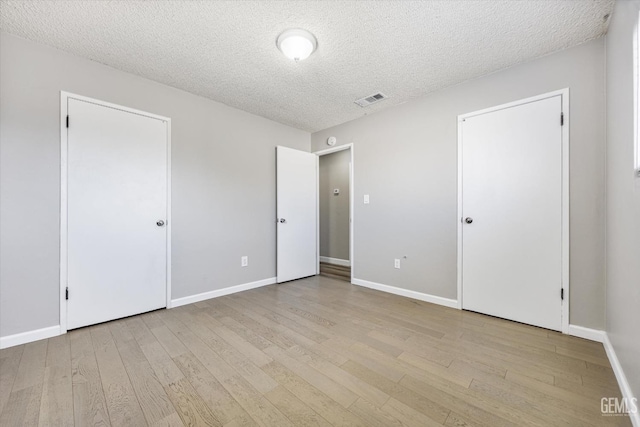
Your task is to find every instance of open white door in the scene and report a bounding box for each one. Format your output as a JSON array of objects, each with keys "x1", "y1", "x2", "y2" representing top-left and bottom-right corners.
[
  {"x1": 277, "y1": 146, "x2": 318, "y2": 283},
  {"x1": 65, "y1": 96, "x2": 169, "y2": 330},
  {"x1": 460, "y1": 94, "x2": 564, "y2": 331}
]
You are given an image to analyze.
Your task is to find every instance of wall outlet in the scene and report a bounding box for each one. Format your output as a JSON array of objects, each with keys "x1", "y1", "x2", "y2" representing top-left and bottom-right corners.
[
  {"x1": 241, "y1": 256, "x2": 248, "y2": 267},
  {"x1": 364, "y1": 194, "x2": 370, "y2": 204},
  {"x1": 394, "y1": 259, "x2": 400, "y2": 269}
]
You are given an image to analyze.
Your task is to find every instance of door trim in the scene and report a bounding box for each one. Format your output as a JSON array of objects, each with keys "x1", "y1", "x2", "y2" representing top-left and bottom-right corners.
[
  {"x1": 59, "y1": 91, "x2": 172, "y2": 334},
  {"x1": 314, "y1": 144, "x2": 354, "y2": 283},
  {"x1": 456, "y1": 89, "x2": 570, "y2": 334}
]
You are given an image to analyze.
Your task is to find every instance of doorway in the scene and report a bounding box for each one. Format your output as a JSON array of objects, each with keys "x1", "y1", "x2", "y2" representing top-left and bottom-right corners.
[
  {"x1": 457, "y1": 90, "x2": 569, "y2": 332},
  {"x1": 60, "y1": 92, "x2": 171, "y2": 332},
  {"x1": 316, "y1": 144, "x2": 354, "y2": 283},
  {"x1": 275, "y1": 145, "x2": 354, "y2": 284}
]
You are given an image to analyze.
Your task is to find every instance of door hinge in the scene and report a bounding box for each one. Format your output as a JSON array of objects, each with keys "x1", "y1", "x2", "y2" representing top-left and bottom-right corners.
[
  {"x1": 561, "y1": 288, "x2": 564, "y2": 300},
  {"x1": 66, "y1": 115, "x2": 69, "y2": 128},
  {"x1": 560, "y1": 113, "x2": 564, "y2": 126},
  {"x1": 65, "y1": 287, "x2": 69, "y2": 300}
]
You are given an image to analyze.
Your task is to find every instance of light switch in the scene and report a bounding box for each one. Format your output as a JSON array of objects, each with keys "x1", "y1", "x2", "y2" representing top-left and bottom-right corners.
[{"x1": 364, "y1": 195, "x2": 370, "y2": 204}]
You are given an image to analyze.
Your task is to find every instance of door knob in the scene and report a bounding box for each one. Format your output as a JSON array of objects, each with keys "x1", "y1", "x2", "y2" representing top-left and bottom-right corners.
[
  {"x1": 156, "y1": 220, "x2": 165, "y2": 227},
  {"x1": 279, "y1": 218, "x2": 286, "y2": 223},
  {"x1": 465, "y1": 217, "x2": 473, "y2": 224}
]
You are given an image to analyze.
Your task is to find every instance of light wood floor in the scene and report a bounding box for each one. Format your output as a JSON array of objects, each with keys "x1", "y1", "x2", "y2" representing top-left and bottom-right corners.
[
  {"x1": 0, "y1": 276, "x2": 630, "y2": 426},
  {"x1": 319, "y1": 262, "x2": 350, "y2": 282}
]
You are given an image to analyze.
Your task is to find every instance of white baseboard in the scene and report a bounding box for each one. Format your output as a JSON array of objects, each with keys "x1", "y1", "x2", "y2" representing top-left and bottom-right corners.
[
  {"x1": 170, "y1": 277, "x2": 276, "y2": 308},
  {"x1": 568, "y1": 324, "x2": 606, "y2": 342},
  {"x1": 319, "y1": 256, "x2": 351, "y2": 267},
  {"x1": 352, "y1": 278, "x2": 458, "y2": 309},
  {"x1": 603, "y1": 333, "x2": 640, "y2": 426},
  {"x1": 0, "y1": 325, "x2": 61, "y2": 349},
  {"x1": 0, "y1": 277, "x2": 277, "y2": 349},
  {"x1": 568, "y1": 326, "x2": 639, "y2": 425}
]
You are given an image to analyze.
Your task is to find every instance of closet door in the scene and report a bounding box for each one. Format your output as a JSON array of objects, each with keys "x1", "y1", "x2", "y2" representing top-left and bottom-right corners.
[
  {"x1": 461, "y1": 95, "x2": 563, "y2": 331},
  {"x1": 66, "y1": 97, "x2": 168, "y2": 329}
]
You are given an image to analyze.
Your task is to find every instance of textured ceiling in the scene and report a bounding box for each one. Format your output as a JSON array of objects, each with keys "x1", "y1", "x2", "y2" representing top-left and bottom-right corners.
[{"x1": 0, "y1": 0, "x2": 613, "y2": 132}]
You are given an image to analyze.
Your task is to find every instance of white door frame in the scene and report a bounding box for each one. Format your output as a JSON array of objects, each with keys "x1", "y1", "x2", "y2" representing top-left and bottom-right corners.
[
  {"x1": 314, "y1": 144, "x2": 354, "y2": 283},
  {"x1": 456, "y1": 89, "x2": 570, "y2": 334},
  {"x1": 59, "y1": 91, "x2": 172, "y2": 334}
]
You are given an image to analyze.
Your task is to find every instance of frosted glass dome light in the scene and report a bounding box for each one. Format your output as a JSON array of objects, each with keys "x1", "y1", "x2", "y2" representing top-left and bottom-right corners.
[{"x1": 277, "y1": 29, "x2": 317, "y2": 62}]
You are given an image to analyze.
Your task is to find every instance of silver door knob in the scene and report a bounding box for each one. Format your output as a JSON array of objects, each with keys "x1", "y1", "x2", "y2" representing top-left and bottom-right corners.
[
  {"x1": 156, "y1": 220, "x2": 165, "y2": 227},
  {"x1": 465, "y1": 217, "x2": 473, "y2": 224},
  {"x1": 279, "y1": 218, "x2": 286, "y2": 223}
]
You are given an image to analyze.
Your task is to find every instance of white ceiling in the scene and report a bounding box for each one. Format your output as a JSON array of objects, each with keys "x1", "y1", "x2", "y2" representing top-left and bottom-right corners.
[{"x1": 0, "y1": 1, "x2": 613, "y2": 132}]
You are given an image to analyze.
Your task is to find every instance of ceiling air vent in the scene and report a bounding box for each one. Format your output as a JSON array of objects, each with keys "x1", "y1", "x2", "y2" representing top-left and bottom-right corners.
[{"x1": 354, "y1": 92, "x2": 388, "y2": 107}]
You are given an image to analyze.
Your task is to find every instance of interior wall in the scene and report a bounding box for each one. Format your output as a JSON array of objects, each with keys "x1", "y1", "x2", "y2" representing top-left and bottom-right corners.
[
  {"x1": 312, "y1": 39, "x2": 606, "y2": 329},
  {"x1": 605, "y1": 0, "x2": 640, "y2": 401},
  {"x1": 319, "y1": 150, "x2": 350, "y2": 261},
  {"x1": 0, "y1": 32, "x2": 310, "y2": 338}
]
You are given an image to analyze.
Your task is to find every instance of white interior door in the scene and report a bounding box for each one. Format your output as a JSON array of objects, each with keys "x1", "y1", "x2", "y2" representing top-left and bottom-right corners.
[
  {"x1": 277, "y1": 146, "x2": 318, "y2": 283},
  {"x1": 461, "y1": 95, "x2": 563, "y2": 331},
  {"x1": 67, "y1": 98, "x2": 168, "y2": 330}
]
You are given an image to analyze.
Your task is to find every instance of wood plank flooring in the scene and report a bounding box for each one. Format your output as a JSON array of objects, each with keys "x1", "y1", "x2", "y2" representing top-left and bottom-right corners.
[
  {"x1": 319, "y1": 263, "x2": 350, "y2": 282},
  {"x1": 0, "y1": 276, "x2": 630, "y2": 426}
]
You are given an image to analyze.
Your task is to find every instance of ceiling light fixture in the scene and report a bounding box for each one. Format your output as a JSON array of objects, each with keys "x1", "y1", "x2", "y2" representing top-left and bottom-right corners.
[{"x1": 276, "y1": 29, "x2": 317, "y2": 62}]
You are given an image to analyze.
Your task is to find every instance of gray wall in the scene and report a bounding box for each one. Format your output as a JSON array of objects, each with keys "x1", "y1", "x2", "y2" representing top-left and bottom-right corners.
[
  {"x1": 319, "y1": 150, "x2": 350, "y2": 261},
  {"x1": 605, "y1": 0, "x2": 640, "y2": 401},
  {"x1": 312, "y1": 39, "x2": 606, "y2": 329},
  {"x1": 0, "y1": 33, "x2": 310, "y2": 338}
]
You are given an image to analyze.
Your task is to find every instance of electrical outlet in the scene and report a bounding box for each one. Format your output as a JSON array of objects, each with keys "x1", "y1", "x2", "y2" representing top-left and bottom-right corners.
[
  {"x1": 364, "y1": 194, "x2": 370, "y2": 204},
  {"x1": 394, "y1": 259, "x2": 400, "y2": 269},
  {"x1": 241, "y1": 256, "x2": 248, "y2": 267}
]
